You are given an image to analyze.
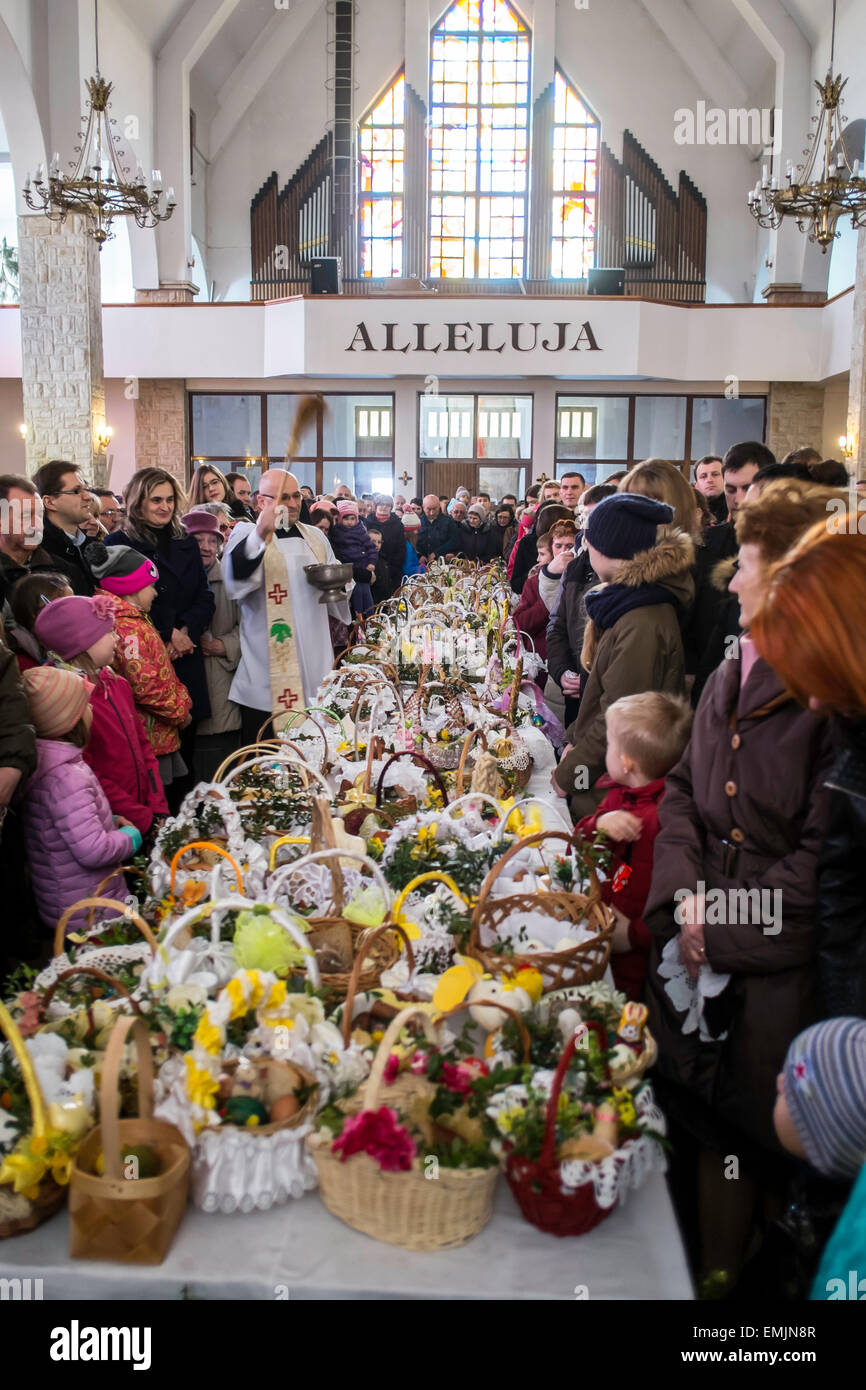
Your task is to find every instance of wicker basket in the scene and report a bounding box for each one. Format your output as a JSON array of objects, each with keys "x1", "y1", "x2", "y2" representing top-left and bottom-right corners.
[
  {"x1": 309, "y1": 1005, "x2": 499, "y2": 1251},
  {"x1": 467, "y1": 830, "x2": 613, "y2": 992},
  {"x1": 268, "y1": 848, "x2": 403, "y2": 996},
  {"x1": 374, "y1": 750, "x2": 450, "y2": 812},
  {"x1": 52, "y1": 895, "x2": 158, "y2": 958},
  {"x1": 0, "y1": 1001, "x2": 69, "y2": 1239},
  {"x1": 39, "y1": 965, "x2": 145, "y2": 1024},
  {"x1": 68, "y1": 1014, "x2": 190, "y2": 1263},
  {"x1": 505, "y1": 1023, "x2": 623, "y2": 1237}
]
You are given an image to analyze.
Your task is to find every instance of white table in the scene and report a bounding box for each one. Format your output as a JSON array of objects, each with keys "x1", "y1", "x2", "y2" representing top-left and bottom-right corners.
[{"x1": 0, "y1": 1173, "x2": 692, "y2": 1300}]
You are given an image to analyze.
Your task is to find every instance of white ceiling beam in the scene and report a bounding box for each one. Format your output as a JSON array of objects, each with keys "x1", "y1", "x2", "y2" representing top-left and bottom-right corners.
[
  {"x1": 209, "y1": 0, "x2": 326, "y2": 163},
  {"x1": 154, "y1": 0, "x2": 244, "y2": 285},
  {"x1": 640, "y1": 0, "x2": 750, "y2": 111}
]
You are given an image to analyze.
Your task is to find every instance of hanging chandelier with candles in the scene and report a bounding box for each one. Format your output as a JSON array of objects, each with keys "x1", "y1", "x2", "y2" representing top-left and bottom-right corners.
[
  {"x1": 747, "y1": 0, "x2": 866, "y2": 251},
  {"x1": 21, "y1": 2, "x2": 175, "y2": 248}
]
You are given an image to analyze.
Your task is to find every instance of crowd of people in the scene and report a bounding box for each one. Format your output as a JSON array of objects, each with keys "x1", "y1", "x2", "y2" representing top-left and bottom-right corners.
[{"x1": 0, "y1": 443, "x2": 864, "y2": 1300}]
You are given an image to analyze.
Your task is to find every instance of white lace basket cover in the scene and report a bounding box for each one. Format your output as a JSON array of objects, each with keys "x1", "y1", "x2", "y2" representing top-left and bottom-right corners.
[
  {"x1": 557, "y1": 1083, "x2": 668, "y2": 1209},
  {"x1": 35, "y1": 940, "x2": 152, "y2": 1019}
]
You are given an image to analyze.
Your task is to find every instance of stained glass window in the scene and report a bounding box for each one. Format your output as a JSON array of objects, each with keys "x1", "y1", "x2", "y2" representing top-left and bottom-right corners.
[
  {"x1": 359, "y1": 73, "x2": 405, "y2": 278},
  {"x1": 429, "y1": 0, "x2": 530, "y2": 279},
  {"x1": 551, "y1": 69, "x2": 599, "y2": 279}
]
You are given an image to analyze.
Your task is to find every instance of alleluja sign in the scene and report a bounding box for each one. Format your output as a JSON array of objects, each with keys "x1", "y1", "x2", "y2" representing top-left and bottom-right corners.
[{"x1": 346, "y1": 320, "x2": 602, "y2": 354}]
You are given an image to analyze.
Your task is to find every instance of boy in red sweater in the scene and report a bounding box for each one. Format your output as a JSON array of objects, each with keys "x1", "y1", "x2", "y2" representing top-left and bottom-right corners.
[{"x1": 576, "y1": 691, "x2": 692, "y2": 1000}]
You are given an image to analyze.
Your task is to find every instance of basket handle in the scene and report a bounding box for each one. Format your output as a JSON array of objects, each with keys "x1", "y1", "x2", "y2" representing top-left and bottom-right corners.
[
  {"x1": 267, "y1": 834, "x2": 312, "y2": 873},
  {"x1": 40, "y1": 966, "x2": 144, "y2": 1018},
  {"x1": 340, "y1": 922, "x2": 417, "y2": 1046},
  {"x1": 54, "y1": 897, "x2": 158, "y2": 958},
  {"x1": 391, "y1": 871, "x2": 470, "y2": 927},
  {"x1": 497, "y1": 797, "x2": 572, "y2": 839},
  {"x1": 471, "y1": 829, "x2": 598, "y2": 928},
  {"x1": 539, "y1": 1019, "x2": 609, "y2": 1170},
  {"x1": 214, "y1": 742, "x2": 284, "y2": 780},
  {"x1": 374, "y1": 751, "x2": 449, "y2": 808},
  {"x1": 168, "y1": 842, "x2": 244, "y2": 897},
  {"x1": 364, "y1": 1005, "x2": 441, "y2": 1113},
  {"x1": 467, "y1": 999, "x2": 531, "y2": 1064},
  {"x1": 157, "y1": 896, "x2": 321, "y2": 987},
  {"x1": 0, "y1": 999, "x2": 47, "y2": 1137},
  {"x1": 268, "y1": 847, "x2": 391, "y2": 912},
  {"x1": 98, "y1": 1014, "x2": 155, "y2": 1181},
  {"x1": 442, "y1": 792, "x2": 503, "y2": 822},
  {"x1": 455, "y1": 727, "x2": 488, "y2": 798}
]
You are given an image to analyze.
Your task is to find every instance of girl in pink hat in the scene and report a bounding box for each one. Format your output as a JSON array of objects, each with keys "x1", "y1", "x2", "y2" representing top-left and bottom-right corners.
[{"x1": 330, "y1": 498, "x2": 379, "y2": 616}]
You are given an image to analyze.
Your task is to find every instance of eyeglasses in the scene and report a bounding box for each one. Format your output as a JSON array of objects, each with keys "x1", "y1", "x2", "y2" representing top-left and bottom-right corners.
[{"x1": 53, "y1": 485, "x2": 91, "y2": 497}]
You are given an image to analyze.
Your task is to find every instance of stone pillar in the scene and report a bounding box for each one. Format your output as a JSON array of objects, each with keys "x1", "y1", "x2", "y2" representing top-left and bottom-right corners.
[
  {"x1": 135, "y1": 282, "x2": 200, "y2": 304},
  {"x1": 846, "y1": 227, "x2": 866, "y2": 479},
  {"x1": 17, "y1": 212, "x2": 110, "y2": 485},
  {"x1": 766, "y1": 382, "x2": 826, "y2": 461},
  {"x1": 134, "y1": 379, "x2": 188, "y2": 483}
]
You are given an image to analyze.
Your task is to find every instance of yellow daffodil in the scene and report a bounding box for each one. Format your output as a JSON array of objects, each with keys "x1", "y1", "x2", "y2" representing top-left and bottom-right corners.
[
  {"x1": 185, "y1": 1056, "x2": 219, "y2": 1109},
  {"x1": 225, "y1": 977, "x2": 248, "y2": 1021},
  {"x1": 266, "y1": 979, "x2": 288, "y2": 1011},
  {"x1": 613, "y1": 1087, "x2": 637, "y2": 1128},
  {"x1": 49, "y1": 1150, "x2": 73, "y2": 1186},
  {"x1": 193, "y1": 1013, "x2": 223, "y2": 1055},
  {"x1": 371, "y1": 1029, "x2": 384, "y2": 1044}
]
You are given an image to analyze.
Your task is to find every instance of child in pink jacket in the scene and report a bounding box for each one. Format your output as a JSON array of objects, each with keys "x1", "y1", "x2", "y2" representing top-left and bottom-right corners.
[
  {"x1": 34, "y1": 594, "x2": 168, "y2": 838},
  {"x1": 21, "y1": 666, "x2": 141, "y2": 934}
]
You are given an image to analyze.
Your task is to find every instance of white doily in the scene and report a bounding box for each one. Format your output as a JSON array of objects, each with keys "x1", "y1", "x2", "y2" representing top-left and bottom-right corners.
[
  {"x1": 657, "y1": 936, "x2": 731, "y2": 1042},
  {"x1": 36, "y1": 942, "x2": 152, "y2": 1018},
  {"x1": 269, "y1": 861, "x2": 363, "y2": 914},
  {"x1": 557, "y1": 1085, "x2": 667, "y2": 1208}
]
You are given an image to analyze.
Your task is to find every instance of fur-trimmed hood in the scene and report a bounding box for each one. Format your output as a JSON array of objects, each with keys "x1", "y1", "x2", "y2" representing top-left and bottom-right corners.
[
  {"x1": 711, "y1": 554, "x2": 737, "y2": 593},
  {"x1": 580, "y1": 529, "x2": 695, "y2": 671}
]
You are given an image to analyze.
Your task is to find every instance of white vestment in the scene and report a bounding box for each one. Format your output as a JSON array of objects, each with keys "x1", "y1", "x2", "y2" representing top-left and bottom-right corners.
[{"x1": 223, "y1": 521, "x2": 351, "y2": 712}]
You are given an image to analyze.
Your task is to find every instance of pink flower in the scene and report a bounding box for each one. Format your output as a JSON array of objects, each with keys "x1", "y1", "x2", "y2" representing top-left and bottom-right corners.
[
  {"x1": 383, "y1": 1053, "x2": 401, "y2": 1085},
  {"x1": 17, "y1": 991, "x2": 42, "y2": 1038},
  {"x1": 332, "y1": 1107, "x2": 417, "y2": 1172},
  {"x1": 440, "y1": 1058, "x2": 490, "y2": 1095},
  {"x1": 410, "y1": 1051, "x2": 429, "y2": 1075}
]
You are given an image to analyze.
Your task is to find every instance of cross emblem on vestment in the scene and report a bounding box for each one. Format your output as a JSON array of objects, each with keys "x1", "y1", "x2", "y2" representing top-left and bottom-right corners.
[
  {"x1": 277, "y1": 688, "x2": 299, "y2": 711},
  {"x1": 268, "y1": 583, "x2": 288, "y2": 604}
]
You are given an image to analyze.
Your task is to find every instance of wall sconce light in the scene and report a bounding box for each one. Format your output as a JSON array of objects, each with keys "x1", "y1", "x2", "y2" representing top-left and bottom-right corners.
[
  {"x1": 18, "y1": 422, "x2": 27, "y2": 440},
  {"x1": 95, "y1": 424, "x2": 113, "y2": 451},
  {"x1": 838, "y1": 434, "x2": 854, "y2": 459}
]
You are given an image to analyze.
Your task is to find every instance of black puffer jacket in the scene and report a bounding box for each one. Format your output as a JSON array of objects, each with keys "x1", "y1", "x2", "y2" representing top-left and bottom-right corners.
[
  {"x1": 365, "y1": 513, "x2": 406, "y2": 591},
  {"x1": 459, "y1": 519, "x2": 500, "y2": 563},
  {"x1": 816, "y1": 718, "x2": 866, "y2": 1018}
]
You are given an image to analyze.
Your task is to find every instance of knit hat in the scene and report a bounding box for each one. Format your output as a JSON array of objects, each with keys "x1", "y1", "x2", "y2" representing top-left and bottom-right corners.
[
  {"x1": 584, "y1": 493, "x2": 674, "y2": 560},
  {"x1": 84, "y1": 541, "x2": 159, "y2": 596},
  {"x1": 455, "y1": 487, "x2": 470, "y2": 500},
  {"x1": 23, "y1": 665, "x2": 93, "y2": 738},
  {"x1": 181, "y1": 509, "x2": 222, "y2": 536},
  {"x1": 336, "y1": 499, "x2": 359, "y2": 519},
  {"x1": 402, "y1": 512, "x2": 421, "y2": 530},
  {"x1": 467, "y1": 503, "x2": 487, "y2": 521},
  {"x1": 782, "y1": 1018, "x2": 866, "y2": 1179},
  {"x1": 34, "y1": 593, "x2": 115, "y2": 661}
]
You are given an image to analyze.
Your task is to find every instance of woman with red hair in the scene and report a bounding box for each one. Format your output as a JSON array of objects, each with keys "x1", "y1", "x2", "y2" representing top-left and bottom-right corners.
[{"x1": 752, "y1": 516, "x2": 866, "y2": 1019}]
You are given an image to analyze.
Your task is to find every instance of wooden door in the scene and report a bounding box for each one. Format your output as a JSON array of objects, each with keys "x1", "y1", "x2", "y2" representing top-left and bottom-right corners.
[{"x1": 421, "y1": 461, "x2": 476, "y2": 500}]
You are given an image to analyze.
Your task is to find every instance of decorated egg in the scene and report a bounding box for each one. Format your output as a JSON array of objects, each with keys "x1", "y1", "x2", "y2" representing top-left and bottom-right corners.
[
  {"x1": 269, "y1": 1093, "x2": 301, "y2": 1124},
  {"x1": 46, "y1": 1095, "x2": 91, "y2": 1140}
]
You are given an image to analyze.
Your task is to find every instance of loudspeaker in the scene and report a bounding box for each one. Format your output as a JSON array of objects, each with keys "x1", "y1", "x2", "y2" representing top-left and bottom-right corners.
[
  {"x1": 310, "y1": 256, "x2": 342, "y2": 294},
  {"x1": 587, "y1": 267, "x2": 625, "y2": 296}
]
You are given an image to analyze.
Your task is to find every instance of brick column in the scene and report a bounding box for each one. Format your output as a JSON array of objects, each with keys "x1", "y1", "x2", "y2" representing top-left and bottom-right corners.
[
  {"x1": 766, "y1": 382, "x2": 826, "y2": 461},
  {"x1": 17, "y1": 213, "x2": 110, "y2": 486},
  {"x1": 846, "y1": 228, "x2": 866, "y2": 479},
  {"x1": 134, "y1": 379, "x2": 188, "y2": 483}
]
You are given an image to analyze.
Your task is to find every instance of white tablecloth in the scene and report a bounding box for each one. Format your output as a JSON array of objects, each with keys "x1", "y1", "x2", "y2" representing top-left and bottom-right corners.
[{"x1": 0, "y1": 1173, "x2": 692, "y2": 1300}]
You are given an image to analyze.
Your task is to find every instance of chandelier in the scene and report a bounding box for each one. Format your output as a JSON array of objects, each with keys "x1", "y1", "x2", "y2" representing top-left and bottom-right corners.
[
  {"x1": 747, "y1": 0, "x2": 866, "y2": 251},
  {"x1": 21, "y1": 1, "x2": 175, "y2": 248}
]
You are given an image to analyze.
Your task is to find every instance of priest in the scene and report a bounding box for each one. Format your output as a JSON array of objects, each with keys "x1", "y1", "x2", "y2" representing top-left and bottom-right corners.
[{"x1": 224, "y1": 467, "x2": 350, "y2": 741}]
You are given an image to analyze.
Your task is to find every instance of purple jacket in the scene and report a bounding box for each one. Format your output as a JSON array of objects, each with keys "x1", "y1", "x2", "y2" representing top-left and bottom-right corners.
[{"x1": 23, "y1": 739, "x2": 130, "y2": 933}]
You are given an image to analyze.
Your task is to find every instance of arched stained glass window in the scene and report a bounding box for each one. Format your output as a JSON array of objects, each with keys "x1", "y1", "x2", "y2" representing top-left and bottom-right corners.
[
  {"x1": 359, "y1": 73, "x2": 405, "y2": 278},
  {"x1": 429, "y1": 0, "x2": 530, "y2": 279},
  {"x1": 550, "y1": 69, "x2": 599, "y2": 279}
]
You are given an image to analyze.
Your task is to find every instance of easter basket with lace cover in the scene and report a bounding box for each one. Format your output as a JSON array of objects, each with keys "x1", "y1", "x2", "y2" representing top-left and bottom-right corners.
[
  {"x1": 33, "y1": 898, "x2": 158, "y2": 1019},
  {"x1": 502, "y1": 1021, "x2": 666, "y2": 1237},
  {"x1": 308, "y1": 1005, "x2": 500, "y2": 1252},
  {"x1": 0, "y1": 1001, "x2": 89, "y2": 1239},
  {"x1": 467, "y1": 830, "x2": 613, "y2": 992}
]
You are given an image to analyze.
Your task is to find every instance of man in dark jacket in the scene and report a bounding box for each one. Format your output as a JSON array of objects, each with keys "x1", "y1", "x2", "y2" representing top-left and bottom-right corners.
[
  {"x1": 459, "y1": 504, "x2": 501, "y2": 563},
  {"x1": 417, "y1": 494, "x2": 460, "y2": 562},
  {"x1": 33, "y1": 460, "x2": 96, "y2": 595},
  {"x1": 364, "y1": 495, "x2": 406, "y2": 594}
]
